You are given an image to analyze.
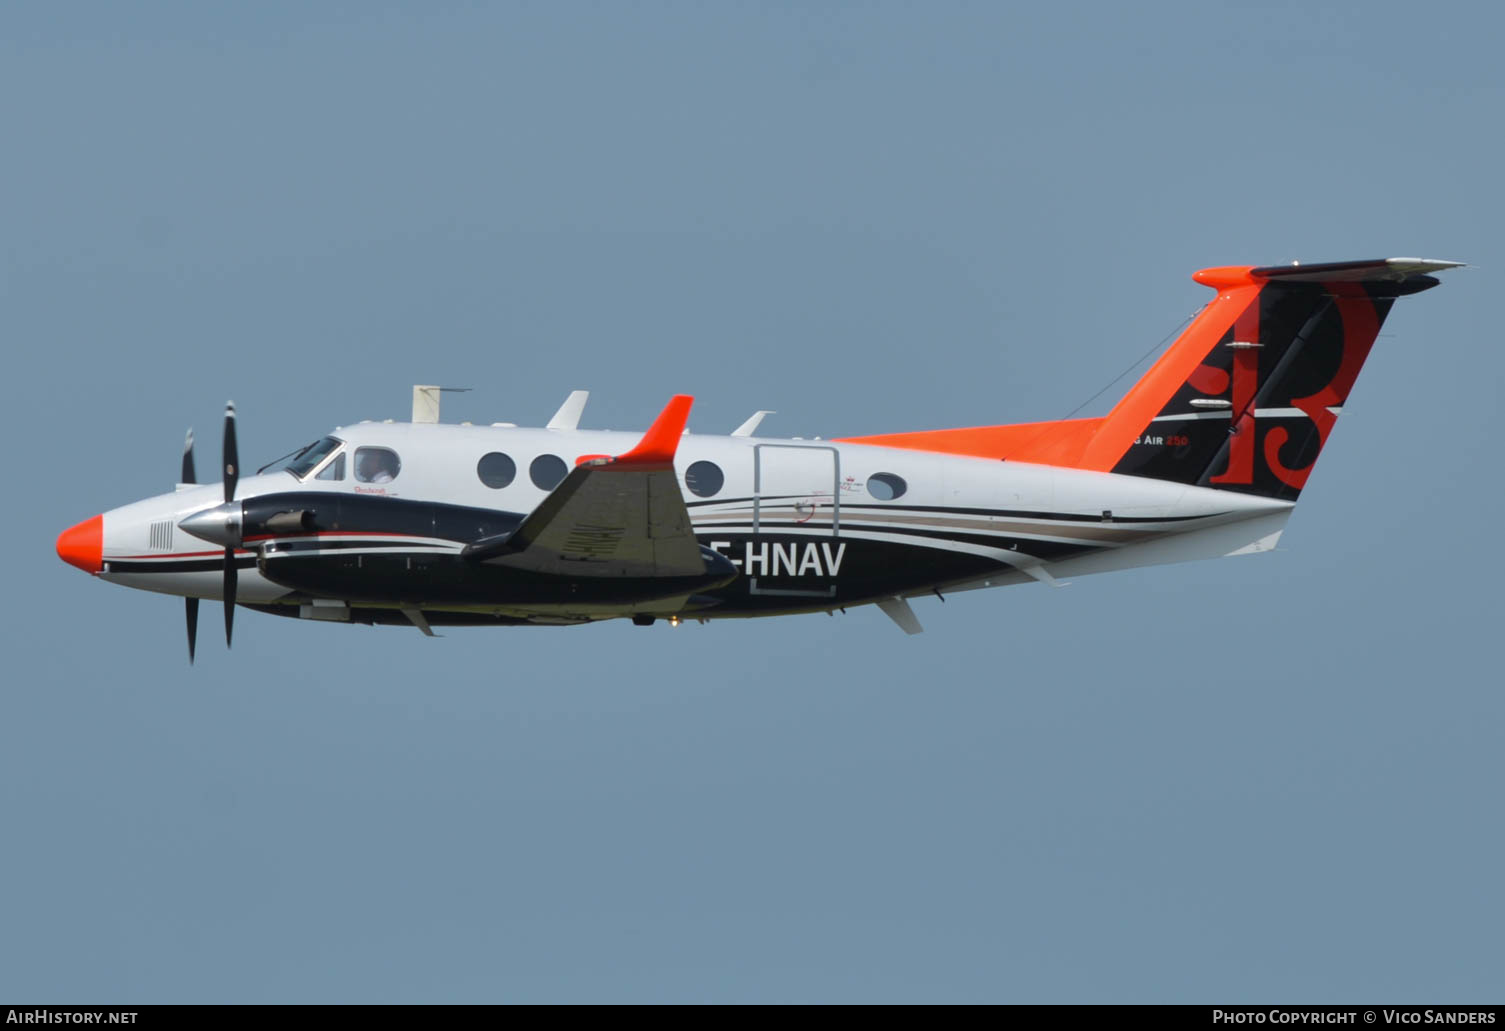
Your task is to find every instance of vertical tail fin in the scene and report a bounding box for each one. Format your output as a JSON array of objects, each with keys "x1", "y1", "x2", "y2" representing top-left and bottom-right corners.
[
  {"x1": 838, "y1": 258, "x2": 1460, "y2": 502},
  {"x1": 1106, "y1": 258, "x2": 1460, "y2": 500}
]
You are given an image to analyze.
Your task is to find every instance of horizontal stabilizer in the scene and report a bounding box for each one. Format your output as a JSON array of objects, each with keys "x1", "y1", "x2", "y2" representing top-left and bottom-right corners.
[{"x1": 1248, "y1": 257, "x2": 1465, "y2": 283}]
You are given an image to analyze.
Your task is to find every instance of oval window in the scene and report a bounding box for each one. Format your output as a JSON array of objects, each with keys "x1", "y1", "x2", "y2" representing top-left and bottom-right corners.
[
  {"x1": 866, "y1": 472, "x2": 907, "y2": 501},
  {"x1": 530, "y1": 454, "x2": 568, "y2": 490},
  {"x1": 684, "y1": 460, "x2": 724, "y2": 498},
  {"x1": 477, "y1": 452, "x2": 516, "y2": 489},
  {"x1": 354, "y1": 447, "x2": 401, "y2": 484}
]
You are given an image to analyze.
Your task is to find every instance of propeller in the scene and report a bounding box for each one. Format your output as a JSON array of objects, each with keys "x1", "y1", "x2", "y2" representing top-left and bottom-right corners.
[
  {"x1": 182, "y1": 428, "x2": 198, "y2": 664},
  {"x1": 182, "y1": 428, "x2": 196, "y2": 485},
  {"x1": 176, "y1": 404, "x2": 241, "y2": 658},
  {"x1": 222, "y1": 403, "x2": 238, "y2": 648},
  {"x1": 186, "y1": 595, "x2": 199, "y2": 664}
]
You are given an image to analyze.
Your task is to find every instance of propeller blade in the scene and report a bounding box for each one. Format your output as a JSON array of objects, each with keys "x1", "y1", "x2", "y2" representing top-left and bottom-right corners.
[
  {"x1": 182, "y1": 429, "x2": 196, "y2": 485},
  {"x1": 223, "y1": 546, "x2": 237, "y2": 647},
  {"x1": 223, "y1": 402, "x2": 238, "y2": 504},
  {"x1": 183, "y1": 426, "x2": 202, "y2": 663},
  {"x1": 186, "y1": 597, "x2": 199, "y2": 664}
]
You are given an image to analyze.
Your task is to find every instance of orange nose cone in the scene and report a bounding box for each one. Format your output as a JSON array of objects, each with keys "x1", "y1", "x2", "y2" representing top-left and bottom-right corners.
[{"x1": 57, "y1": 514, "x2": 103, "y2": 573}]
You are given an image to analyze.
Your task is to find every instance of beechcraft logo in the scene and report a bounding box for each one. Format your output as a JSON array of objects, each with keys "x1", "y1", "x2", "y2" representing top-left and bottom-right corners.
[{"x1": 1187, "y1": 284, "x2": 1378, "y2": 490}]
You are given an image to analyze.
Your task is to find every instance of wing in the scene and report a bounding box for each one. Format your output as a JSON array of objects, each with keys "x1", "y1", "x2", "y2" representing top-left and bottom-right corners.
[{"x1": 461, "y1": 395, "x2": 708, "y2": 578}]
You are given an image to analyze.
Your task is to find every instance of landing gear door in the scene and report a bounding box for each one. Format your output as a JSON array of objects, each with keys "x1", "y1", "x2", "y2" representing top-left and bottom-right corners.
[{"x1": 753, "y1": 444, "x2": 840, "y2": 536}]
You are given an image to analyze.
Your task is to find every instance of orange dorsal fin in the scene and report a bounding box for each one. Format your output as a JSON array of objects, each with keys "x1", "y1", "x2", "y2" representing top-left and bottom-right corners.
[{"x1": 837, "y1": 268, "x2": 1264, "y2": 469}]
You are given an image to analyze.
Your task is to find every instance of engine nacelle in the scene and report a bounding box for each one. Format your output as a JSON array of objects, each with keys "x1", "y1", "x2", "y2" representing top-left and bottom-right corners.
[{"x1": 240, "y1": 492, "x2": 737, "y2": 608}]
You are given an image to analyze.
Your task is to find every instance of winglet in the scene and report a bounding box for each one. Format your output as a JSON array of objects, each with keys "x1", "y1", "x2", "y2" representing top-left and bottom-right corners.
[{"x1": 614, "y1": 395, "x2": 694, "y2": 467}]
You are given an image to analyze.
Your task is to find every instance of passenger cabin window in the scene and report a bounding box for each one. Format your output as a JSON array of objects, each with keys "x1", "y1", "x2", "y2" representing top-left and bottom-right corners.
[
  {"x1": 315, "y1": 453, "x2": 346, "y2": 481},
  {"x1": 477, "y1": 452, "x2": 516, "y2": 489},
  {"x1": 530, "y1": 454, "x2": 567, "y2": 490},
  {"x1": 866, "y1": 472, "x2": 907, "y2": 501},
  {"x1": 354, "y1": 447, "x2": 401, "y2": 484},
  {"x1": 685, "y1": 460, "x2": 724, "y2": 498}
]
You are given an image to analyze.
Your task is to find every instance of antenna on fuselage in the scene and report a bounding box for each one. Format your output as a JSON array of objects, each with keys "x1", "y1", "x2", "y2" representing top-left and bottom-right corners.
[
  {"x1": 731, "y1": 411, "x2": 774, "y2": 437},
  {"x1": 412, "y1": 385, "x2": 471, "y2": 424},
  {"x1": 546, "y1": 390, "x2": 590, "y2": 431}
]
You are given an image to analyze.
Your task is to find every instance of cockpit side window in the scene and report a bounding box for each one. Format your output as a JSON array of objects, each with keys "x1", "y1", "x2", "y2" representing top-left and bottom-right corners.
[
  {"x1": 315, "y1": 453, "x2": 346, "y2": 481},
  {"x1": 354, "y1": 447, "x2": 401, "y2": 484},
  {"x1": 264, "y1": 436, "x2": 344, "y2": 480}
]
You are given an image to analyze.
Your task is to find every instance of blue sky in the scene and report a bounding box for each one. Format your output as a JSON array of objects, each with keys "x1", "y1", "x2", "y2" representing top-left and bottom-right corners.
[{"x1": 3, "y1": 1, "x2": 1501, "y2": 1002}]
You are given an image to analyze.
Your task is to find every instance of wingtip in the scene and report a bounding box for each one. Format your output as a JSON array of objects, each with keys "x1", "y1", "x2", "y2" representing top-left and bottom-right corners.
[{"x1": 1386, "y1": 257, "x2": 1467, "y2": 270}]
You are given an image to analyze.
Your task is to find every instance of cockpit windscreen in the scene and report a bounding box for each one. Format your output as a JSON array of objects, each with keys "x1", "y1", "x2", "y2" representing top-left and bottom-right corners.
[{"x1": 260, "y1": 437, "x2": 344, "y2": 479}]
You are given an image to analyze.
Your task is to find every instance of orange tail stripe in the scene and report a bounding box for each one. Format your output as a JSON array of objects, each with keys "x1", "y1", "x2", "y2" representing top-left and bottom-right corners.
[
  {"x1": 1075, "y1": 282, "x2": 1260, "y2": 471},
  {"x1": 838, "y1": 275, "x2": 1262, "y2": 469}
]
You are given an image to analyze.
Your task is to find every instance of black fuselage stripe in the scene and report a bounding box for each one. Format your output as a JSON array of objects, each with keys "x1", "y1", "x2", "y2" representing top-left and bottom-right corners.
[
  {"x1": 105, "y1": 557, "x2": 259, "y2": 574},
  {"x1": 686, "y1": 497, "x2": 1219, "y2": 524},
  {"x1": 265, "y1": 540, "x2": 454, "y2": 554},
  {"x1": 692, "y1": 523, "x2": 1091, "y2": 559}
]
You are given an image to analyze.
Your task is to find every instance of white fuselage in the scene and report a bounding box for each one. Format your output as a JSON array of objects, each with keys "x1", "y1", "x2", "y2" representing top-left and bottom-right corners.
[{"x1": 89, "y1": 420, "x2": 1292, "y2": 622}]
